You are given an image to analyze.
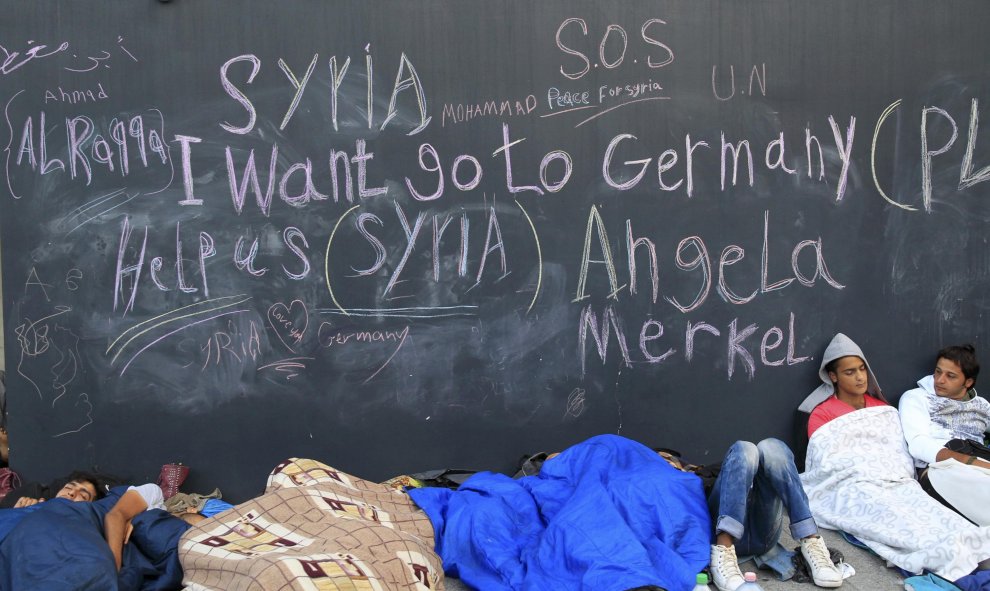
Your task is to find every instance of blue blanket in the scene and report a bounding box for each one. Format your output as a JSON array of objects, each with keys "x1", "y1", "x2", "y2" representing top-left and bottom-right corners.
[
  {"x1": 409, "y1": 434, "x2": 711, "y2": 591},
  {"x1": 0, "y1": 487, "x2": 189, "y2": 591},
  {"x1": 0, "y1": 504, "x2": 42, "y2": 544}
]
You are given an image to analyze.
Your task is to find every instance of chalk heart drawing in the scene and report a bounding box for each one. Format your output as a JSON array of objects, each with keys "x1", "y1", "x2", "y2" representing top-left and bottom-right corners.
[{"x1": 267, "y1": 300, "x2": 309, "y2": 352}]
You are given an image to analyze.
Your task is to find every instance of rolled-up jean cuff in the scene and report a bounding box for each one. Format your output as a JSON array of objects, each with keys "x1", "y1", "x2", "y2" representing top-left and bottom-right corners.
[
  {"x1": 789, "y1": 516, "x2": 818, "y2": 540},
  {"x1": 715, "y1": 515, "x2": 745, "y2": 540}
]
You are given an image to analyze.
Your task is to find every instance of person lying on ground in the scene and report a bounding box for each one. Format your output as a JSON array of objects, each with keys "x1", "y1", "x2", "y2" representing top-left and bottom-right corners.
[
  {"x1": 707, "y1": 439, "x2": 843, "y2": 591},
  {"x1": 0, "y1": 471, "x2": 107, "y2": 542},
  {"x1": 899, "y1": 344, "x2": 990, "y2": 525},
  {"x1": 799, "y1": 332, "x2": 990, "y2": 582},
  {"x1": 0, "y1": 469, "x2": 112, "y2": 508},
  {"x1": 0, "y1": 472, "x2": 165, "y2": 568},
  {"x1": 0, "y1": 480, "x2": 189, "y2": 590},
  {"x1": 408, "y1": 434, "x2": 711, "y2": 591},
  {"x1": 6, "y1": 470, "x2": 104, "y2": 507}
]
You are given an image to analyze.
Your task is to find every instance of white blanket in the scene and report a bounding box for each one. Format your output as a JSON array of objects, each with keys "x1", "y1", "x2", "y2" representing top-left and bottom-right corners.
[
  {"x1": 928, "y1": 458, "x2": 990, "y2": 526},
  {"x1": 801, "y1": 406, "x2": 990, "y2": 580}
]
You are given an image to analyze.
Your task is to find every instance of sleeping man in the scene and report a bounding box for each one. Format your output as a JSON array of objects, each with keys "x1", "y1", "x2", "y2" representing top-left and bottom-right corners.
[
  {"x1": 0, "y1": 471, "x2": 106, "y2": 542},
  {"x1": 0, "y1": 479, "x2": 188, "y2": 590},
  {"x1": 2, "y1": 470, "x2": 104, "y2": 508},
  {"x1": 0, "y1": 471, "x2": 166, "y2": 549}
]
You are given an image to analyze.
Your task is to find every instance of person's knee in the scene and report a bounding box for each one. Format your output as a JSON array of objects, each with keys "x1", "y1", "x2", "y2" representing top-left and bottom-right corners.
[
  {"x1": 728, "y1": 440, "x2": 760, "y2": 467},
  {"x1": 757, "y1": 438, "x2": 795, "y2": 466}
]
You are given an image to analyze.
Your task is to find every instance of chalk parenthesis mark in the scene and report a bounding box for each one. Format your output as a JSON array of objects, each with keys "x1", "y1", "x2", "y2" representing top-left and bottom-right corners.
[
  {"x1": 871, "y1": 99, "x2": 915, "y2": 211},
  {"x1": 514, "y1": 200, "x2": 542, "y2": 314},
  {"x1": 324, "y1": 204, "x2": 360, "y2": 316},
  {"x1": 4, "y1": 89, "x2": 26, "y2": 199}
]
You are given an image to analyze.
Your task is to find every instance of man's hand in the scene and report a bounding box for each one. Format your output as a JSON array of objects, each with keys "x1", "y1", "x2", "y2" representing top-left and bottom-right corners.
[
  {"x1": 936, "y1": 447, "x2": 990, "y2": 470},
  {"x1": 13, "y1": 497, "x2": 43, "y2": 508}
]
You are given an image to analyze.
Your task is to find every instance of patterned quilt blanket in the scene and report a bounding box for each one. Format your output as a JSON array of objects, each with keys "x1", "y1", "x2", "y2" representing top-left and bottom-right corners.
[
  {"x1": 179, "y1": 458, "x2": 444, "y2": 591},
  {"x1": 801, "y1": 406, "x2": 990, "y2": 581}
]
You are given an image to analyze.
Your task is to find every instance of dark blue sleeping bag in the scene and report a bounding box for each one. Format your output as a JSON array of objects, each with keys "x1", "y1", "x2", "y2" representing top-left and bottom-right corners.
[
  {"x1": 0, "y1": 504, "x2": 42, "y2": 543},
  {"x1": 118, "y1": 509, "x2": 191, "y2": 591},
  {"x1": 0, "y1": 487, "x2": 189, "y2": 591}
]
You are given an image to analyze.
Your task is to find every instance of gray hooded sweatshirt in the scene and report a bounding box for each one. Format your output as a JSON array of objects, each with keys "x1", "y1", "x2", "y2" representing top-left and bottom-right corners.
[{"x1": 798, "y1": 333, "x2": 886, "y2": 413}]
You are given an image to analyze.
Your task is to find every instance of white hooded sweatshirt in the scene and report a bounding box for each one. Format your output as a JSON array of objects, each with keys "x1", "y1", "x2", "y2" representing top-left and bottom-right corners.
[{"x1": 899, "y1": 374, "x2": 990, "y2": 466}]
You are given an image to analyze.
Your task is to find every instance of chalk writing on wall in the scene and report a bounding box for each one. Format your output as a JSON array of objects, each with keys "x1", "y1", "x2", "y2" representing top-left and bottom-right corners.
[{"x1": 2, "y1": 3, "x2": 989, "y2": 497}]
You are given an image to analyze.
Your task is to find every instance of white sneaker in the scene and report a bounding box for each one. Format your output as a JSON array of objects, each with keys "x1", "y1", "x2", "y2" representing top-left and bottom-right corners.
[
  {"x1": 709, "y1": 544, "x2": 746, "y2": 591},
  {"x1": 801, "y1": 535, "x2": 843, "y2": 588}
]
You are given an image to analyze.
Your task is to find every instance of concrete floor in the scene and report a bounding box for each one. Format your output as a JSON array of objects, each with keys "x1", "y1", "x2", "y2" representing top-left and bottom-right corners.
[
  {"x1": 739, "y1": 527, "x2": 905, "y2": 591},
  {"x1": 442, "y1": 526, "x2": 906, "y2": 590}
]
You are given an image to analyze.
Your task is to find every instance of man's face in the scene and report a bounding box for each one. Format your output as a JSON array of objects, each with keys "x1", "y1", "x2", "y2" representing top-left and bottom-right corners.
[
  {"x1": 933, "y1": 357, "x2": 974, "y2": 400},
  {"x1": 828, "y1": 356, "x2": 868, "y2": 397},
  {"x1": 55, "y1": 480, "x2": 97, "y2": 502}
]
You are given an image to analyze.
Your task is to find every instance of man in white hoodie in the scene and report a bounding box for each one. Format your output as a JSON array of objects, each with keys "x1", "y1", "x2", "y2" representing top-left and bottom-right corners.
[{"x1": 899, "y1": 344, "x2": 990, "y2": 525}]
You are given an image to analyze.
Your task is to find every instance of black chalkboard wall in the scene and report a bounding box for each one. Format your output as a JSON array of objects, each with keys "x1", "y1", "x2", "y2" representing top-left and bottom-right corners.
[{"x1": 2, "y1": 1, "x2": 989, "y2": 500}]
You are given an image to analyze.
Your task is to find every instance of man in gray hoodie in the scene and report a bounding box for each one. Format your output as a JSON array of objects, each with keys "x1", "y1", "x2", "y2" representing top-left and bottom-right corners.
[
  {"x1": 798, "y1": 333, "x2": 888, "y2": 439},
  {"x1": 899, "y1": 344, "x2": 990, "y2": 525}
]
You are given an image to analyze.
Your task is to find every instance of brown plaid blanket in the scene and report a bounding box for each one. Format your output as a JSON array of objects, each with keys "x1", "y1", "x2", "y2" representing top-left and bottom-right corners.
[{"x1": 179, "y1": 458, "x2": 445, "y2": 590}]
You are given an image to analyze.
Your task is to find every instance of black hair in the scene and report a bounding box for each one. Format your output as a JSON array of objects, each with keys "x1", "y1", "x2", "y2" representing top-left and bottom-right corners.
[
  {"x1": 937, "y1": 344, "x2": 979, "y2": 386},
  {"x1": 63, "y1": 470, "x2": 107, "y2": 500},
  {"x1": 825, "y1": 355, "x2": 864, "y2": 378}
]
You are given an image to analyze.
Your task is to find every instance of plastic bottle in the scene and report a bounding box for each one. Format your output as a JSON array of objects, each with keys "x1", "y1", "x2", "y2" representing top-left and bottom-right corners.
[
  {"x1": 692, "y1": 572, "x2": 711, "y2": 590},
  {"x1": 736, "y1": 572, "x2": 765, "y2": 590}
]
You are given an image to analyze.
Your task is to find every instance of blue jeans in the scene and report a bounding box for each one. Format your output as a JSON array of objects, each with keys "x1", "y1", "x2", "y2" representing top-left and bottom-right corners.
[{"x1": 708, "y1": 439, "x2": 818, "y2": 557}]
